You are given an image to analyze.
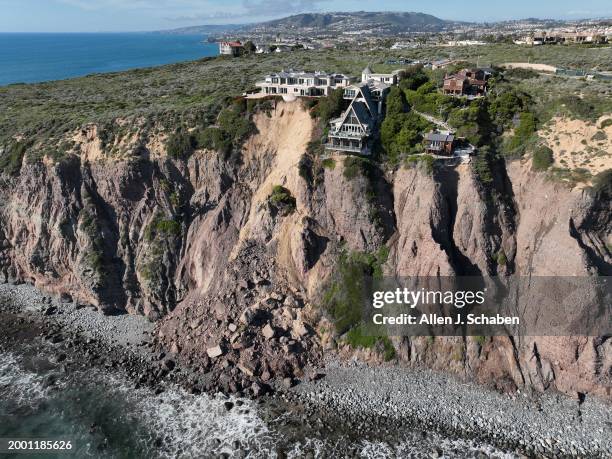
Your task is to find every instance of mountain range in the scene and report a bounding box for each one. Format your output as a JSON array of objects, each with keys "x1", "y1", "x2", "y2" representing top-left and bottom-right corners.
[{"x1": 161, "y1": 11, "x2": 467, "y2": 35}]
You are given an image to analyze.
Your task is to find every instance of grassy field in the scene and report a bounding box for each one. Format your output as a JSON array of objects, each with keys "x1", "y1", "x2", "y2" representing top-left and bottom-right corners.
[{"x1": 0, "y1": 43, "x2": 610, "y2": 163}]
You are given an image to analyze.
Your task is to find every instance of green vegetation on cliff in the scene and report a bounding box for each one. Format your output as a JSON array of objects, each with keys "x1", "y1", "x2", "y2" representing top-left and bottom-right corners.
[{"x1": 0, "y1": 44, "x2": 609, "y2": 173}]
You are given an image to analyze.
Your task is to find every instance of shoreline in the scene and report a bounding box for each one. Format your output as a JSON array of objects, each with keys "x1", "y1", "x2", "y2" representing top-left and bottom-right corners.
[{"x1": 1, "y1": 282, "x2": 610, "y2": 457}]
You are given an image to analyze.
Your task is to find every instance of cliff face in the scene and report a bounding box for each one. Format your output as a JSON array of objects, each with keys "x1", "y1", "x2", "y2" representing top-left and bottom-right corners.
[{"x1": 0, "y1": 100, "x2": 610, "y2": 397}]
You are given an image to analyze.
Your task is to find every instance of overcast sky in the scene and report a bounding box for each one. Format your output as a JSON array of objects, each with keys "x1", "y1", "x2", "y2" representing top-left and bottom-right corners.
[{"x1": 0, "y1": 0, "x2": 610, "y2": 32}]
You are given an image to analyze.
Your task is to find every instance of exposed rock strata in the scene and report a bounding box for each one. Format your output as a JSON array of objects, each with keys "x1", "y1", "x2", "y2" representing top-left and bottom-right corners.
[{"x1": 0, "y1": 100, "x2": 610, "y2": 398}]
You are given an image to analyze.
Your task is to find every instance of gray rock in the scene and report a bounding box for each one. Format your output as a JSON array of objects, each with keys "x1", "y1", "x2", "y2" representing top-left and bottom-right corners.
[{"x1": 206, "y1": 345, "x2": 224, "y2": 358}]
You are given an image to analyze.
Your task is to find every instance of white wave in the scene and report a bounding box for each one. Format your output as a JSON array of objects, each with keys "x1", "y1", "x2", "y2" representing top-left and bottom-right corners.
[{"x1": 0, "y1": 352, "x2": 48, "y2": 405}]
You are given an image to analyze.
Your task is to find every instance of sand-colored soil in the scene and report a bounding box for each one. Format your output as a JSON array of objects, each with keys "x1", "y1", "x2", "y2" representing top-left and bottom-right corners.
[
  {"x1": 539, "y1": 115, "x2": 612, "y2": 176},
  {"x1": 233, "y1": 100, "x2": 314, "y2": 256}
]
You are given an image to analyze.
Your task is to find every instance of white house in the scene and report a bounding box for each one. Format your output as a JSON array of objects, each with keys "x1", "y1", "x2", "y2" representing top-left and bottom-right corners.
[
  {"x1": 361, "y1": 65, "x2": 402, "y2": 85},
  {"x1": 254, "y1": 70, "x2": 353, "y2": 99}
]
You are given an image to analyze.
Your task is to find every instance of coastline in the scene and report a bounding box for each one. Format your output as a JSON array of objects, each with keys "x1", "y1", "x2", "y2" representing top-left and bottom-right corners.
[
  {"x1": 0, "y1": 32, "x2": 219, "y2": 86},
  {"x1": 1, "y1": 282, "x2": 610, "y2": 457}
]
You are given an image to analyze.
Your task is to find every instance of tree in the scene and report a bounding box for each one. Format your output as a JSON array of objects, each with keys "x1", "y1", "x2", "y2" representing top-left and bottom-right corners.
[
  {"x1": 385, "y1": 86, "x2": 408, "y2": 116},
  {"x1": 242, "y1": 41, "x2": 256, "y2": 54}
]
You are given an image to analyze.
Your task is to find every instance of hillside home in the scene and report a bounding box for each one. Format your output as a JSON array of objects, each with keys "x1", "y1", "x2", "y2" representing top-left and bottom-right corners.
[
  {"x1": 443, "y1": 68, "x2": 490, "y2": 97},
  {"x1": 255, "y1": 70, "x2": 353, "y2": 97},
  {"x1": 325, "y1": 71, "x2": 393, "y2": 155},
  {"x1": 361, "y1": 66, "x2": 403, "y2": 85},
  {"x1": 424, "y1": 131, "x2": 455, "y2": 155},
  {"x1": 219, "y1": 41, "x2": 243, "y2": 56}
]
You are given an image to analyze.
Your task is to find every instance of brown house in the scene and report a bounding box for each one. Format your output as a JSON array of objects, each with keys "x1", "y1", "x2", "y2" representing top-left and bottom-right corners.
[
  {"x1": 424, "y1": 131, "x2": 455, "y2": 155},
  {"x1": 443, "y1": 68, "x2": 489, "y2": 97}
]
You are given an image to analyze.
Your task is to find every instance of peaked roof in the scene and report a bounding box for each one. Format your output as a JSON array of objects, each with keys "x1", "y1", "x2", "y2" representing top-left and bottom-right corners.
[
  {"x1": 335, "y1": 99, "x2": 374, "y2": 133},
  {"x1": 352, "y1": 83, "x2": 377, "y2": 117},
  {"x1": 351, "y1": 101, "x2": 372, "y2": 127},
  {"x1": 425, "y1": 132, "x2": 455, "y2": 142}
]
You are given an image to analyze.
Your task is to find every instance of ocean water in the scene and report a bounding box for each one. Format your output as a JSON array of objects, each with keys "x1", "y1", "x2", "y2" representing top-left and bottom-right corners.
[
  {"x1": 0, "y1": 349, "x2": 517, "y2": 458},
  {"x1": 0, "y1": 33, "x2": 219, "y2": 86}
]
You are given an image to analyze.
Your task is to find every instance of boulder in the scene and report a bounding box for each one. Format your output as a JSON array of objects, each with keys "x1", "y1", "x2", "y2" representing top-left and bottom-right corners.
[
  {"x1": 292, "y1": 320, "x2": 309, "y2": 337},
  {"x1": 59, "y1": 292, "x2": 73, "y2": 304},
  {"x1": 237, "y1": 362, "x2": 256, "y2": 377},
  {"x1": 213, "y1": 304, "x2": 226, "y2": 320},
  {"x1": 206, "y1": 345, "x2": 224, "y2": 358},
  {"x1": 239, "y1": 305, "x2": 264, "y2": 325},
  {"x1": 170, "y1": 342, "x2": 181, "y2": 354},
  {"x1": 262, "y1": 324, "x2": 275, "y2": 339}
]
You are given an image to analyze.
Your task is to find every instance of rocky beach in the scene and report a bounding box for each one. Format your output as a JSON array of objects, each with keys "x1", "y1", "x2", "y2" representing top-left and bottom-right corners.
[{"x1": 2, "y1": 282, "x2": 610, "y2": 458}]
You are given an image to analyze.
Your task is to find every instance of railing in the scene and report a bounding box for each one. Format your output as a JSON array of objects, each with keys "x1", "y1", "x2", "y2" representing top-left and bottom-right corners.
[
  {"x1": 323, "y1": 143, "x2": 363, "y2": 153},
  {"x1": 328, "y1": 131, "x2": 370, "y2": 139}
]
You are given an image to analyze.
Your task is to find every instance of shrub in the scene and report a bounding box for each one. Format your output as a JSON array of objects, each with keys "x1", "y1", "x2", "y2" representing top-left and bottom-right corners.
[
  {"x1": 321, "y1": 158, "x2": 336, "y2": 169},
  {"x1": 506, "y1": 112, "x2": 537, "y2": 155},
  {"x1": 558, "y1": 95, "x2": 595, "y2": 120},
  {"x1": 0, "y1": 142, "x2": 28, "y2": 176},
  {"x1": 590, "y1": 169, "x2": 612, "y2": 198},
  {"x1": 343, "y1": 156, "x2": 363, "y2": 180},
  {"x1": 217, "y1": 105, "x2": 255, "y2": 143},
  {"x1": 306, "y1": 138, "x2": 323, "y2": 156},
  {"x1": 532, "y1": 145, "x2": 554, "y2": 171},
  {"x1": 145, "y1": 215, "x2": 181, "y2": 241},
  {"x1": 398, "y1": 66, "x2": 429, "y2": 91},
  {"x1": 195, "y1": 127, "x2": 231, "y2": 154},
  {"x1": 166, "y1": 131, "x2": 195, "y2": 159},
  {"x1": 380, "y1": 111, "x2": 431, "y2": 163},
  {"x1": 269, "y1": 185, "x2": 296, "y2": 212},
  {"x1": 323, "y1": 247, "x2": 389, "y2": 334},
  {"x1": 504, "y1": 68, "x2": 539, "y2": 80},
  {"x1": 495, "y1": 250, "x2": 507, "y2": 266},
  {"x1": 298, "y1": 155, "x2": 312, "y2": 182},
  {"x1": 312, "y1": 88, "x2": 345, "y2": 123},
  {"x1": 600, "y1": 119, "x2": 612, "y2": 129},
  {"x1": 405, "y1": 154, "x2": 435, "y2": 175},
  {"x1": 345, "y1": 325, "x2": 396, "y2": 361},
  {"x1": 472, "y1": 146, "x2": 494, "y2": 185}
]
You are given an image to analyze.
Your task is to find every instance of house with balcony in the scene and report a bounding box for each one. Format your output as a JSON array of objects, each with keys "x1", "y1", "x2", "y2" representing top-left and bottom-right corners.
[
  {"x1": 325, "y1": 66, "x2": 399, "y2": 155},
  {"x1": 254, "y1": 70, "x2": 353, "y2": 98},
  {"x1": 424, "y1": 131, "x2": 455, "y2": 155},
  {"x1": 443, "y1": 68, "x2": 490, "y2": 97}
]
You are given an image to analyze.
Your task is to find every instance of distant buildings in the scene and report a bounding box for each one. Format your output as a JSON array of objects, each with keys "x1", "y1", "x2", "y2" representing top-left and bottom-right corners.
[
  {"x1": 219, "y1": 41, "x2": 243, "y2": 56},
  {"x1": 431, "y1": 59, "x2": 461, "y2": 70},
  {"x1": 443, "y1": 68, "x2": 490, "y2": 97},
  {"x1": 254, "y1": 70, "x2": 353, "y2": 98},
  {"x1": 525, "y1": 31, "x2": 608, "y2": 45}
]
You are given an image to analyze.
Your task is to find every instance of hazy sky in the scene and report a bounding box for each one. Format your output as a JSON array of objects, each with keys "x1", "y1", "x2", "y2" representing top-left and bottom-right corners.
[{"x1": 0, "y1": 0, "x2": 610, "y2": 32}]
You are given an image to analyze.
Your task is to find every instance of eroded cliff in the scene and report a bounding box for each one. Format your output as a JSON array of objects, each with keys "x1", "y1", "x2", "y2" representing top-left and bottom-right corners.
[{"x1": 0, "y1": 100, "x2": 610, "y2": 398}]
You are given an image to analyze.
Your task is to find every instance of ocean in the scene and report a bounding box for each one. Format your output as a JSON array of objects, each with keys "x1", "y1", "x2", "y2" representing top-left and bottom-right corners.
[
  {"x1": 0, "y1": 350, "x2": 514, "y2": 458},
  {"x1": 0, "y1": 33, "x2": 219, "y2": 86}
]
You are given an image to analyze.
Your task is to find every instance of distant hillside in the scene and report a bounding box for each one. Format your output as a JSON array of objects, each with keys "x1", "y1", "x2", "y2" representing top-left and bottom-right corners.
[
  {"x1": 159, "y1": 11, "x2": 464, "y2": 36},
  {"x1": 245, "y1": 11, "x2": 464, "y2": 34},
  {"x1": 158, "y1": 24, "x2": 243, "y2": 35}
]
